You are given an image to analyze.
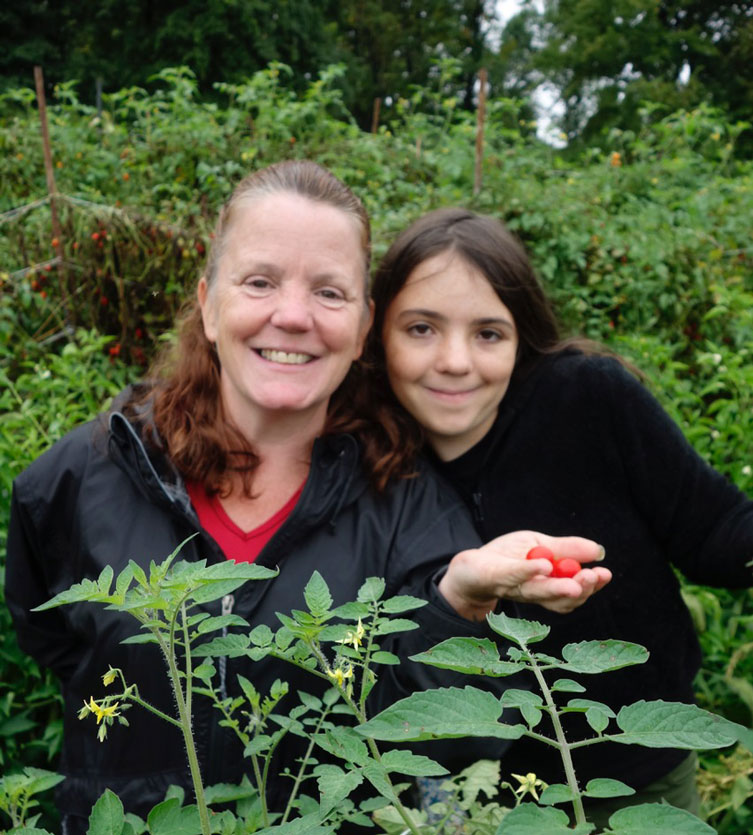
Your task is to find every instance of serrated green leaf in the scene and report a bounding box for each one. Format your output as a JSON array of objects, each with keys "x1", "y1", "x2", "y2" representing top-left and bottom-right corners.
[
  {"x1": 583, "y1": 778, "x2": 635, "y2": 799},
  {"x1": 381, "y1": 595, "x2": 427, "y2": 613},
  {"x1": 551, "y1": 678, "x2": 586, "y2": 693},
  {"x1": 87, "y1": 789, "x2": 125, "y2": 835},
  {"x1": 314, "y1": 727, "x2": 370, "y2": 765},
  {"x1": 611, "y1": 700, "x2": 738, "y2": 749},
  {"x1": 411, "y1": 637, "x2": 524, "y2": 676},
  {"x1": 115, "y1": 564, "x2": 135, "y2": 598},
  {"x1": 584, "y1": 708, "x2": 611, "y2": 734},
  {"x1": 33, "y1": 577, "x2": 110, "y2": 611},
  {"x1": 500, "y1": 689, "x2": 543, "y2": 709},
  {"x1": 146, "y1": 797, "x2": 202, "y2": 834},
  {"x1": 252, "y1": 812, "x2": 335, "y2": 834},
  {"x1": 249, "y1": 624, "x2": 274, "y2": 646},
  {"x1": 362, "y1": 762, "x2": 398, "y2": 803},
  {"x1": 357, "y1": 577, "x2": 386, "y2": 603},
  {"x1": 315, "y1": 764, "x2": 364, "y2": 815},
  {"x1": 565, "y1": 699, "x2": 615, "y2": 715},
  {"x1": 560, "y1": 640, "x2": 648, "y2": 673},
  {"x1": 381, "y1": 749, "x2": 447, "y2": 777},
  {"x1": 371, "y1": 651, "x2": 400, "y2": 665},
  {"x1": 191, "y1": 633, "x2": 251, "y2": 658},
  {"x1": 330, "y1": 601, "x2": 370, "y2": 620},
  {"x1": 539, "y1": 783, "x2": 575, "y2": 805},
  {"x1": 458, "y1": 759, "x2": 500, "y2": 804},
  {"x1": 120, "y1": 633, "x2": 160, "y2": 646},
  {"x1": 22, "y1": 767, "x2": 65, "y2": 794},
  {"x1": 195, "y1": 615, "x2": 247, "y2": 634},
  {"x1": 357, "y1": 686, "x2": 525, "y2": 742},
  {"x1": 128, "y1": 559, "x2": 148, "y2": 588},
  {"x1": 495, "y1": 803, "x2": 589, "y2": 834},
  {"x1": 604, "y1": 802, "x2": 717, "y2": 833},
  {"x1": 304, "y1": 571, "x2": 333, "y2": 618},
  {"x1": 487, "y1": 612, "x2": 550, "y2": 645},
  {"x1": 192, "y1": 662, "x2": 216, "y2": 683},
  {"x1": 373, "y1": 618, "x2": 418, "y2": 636}
]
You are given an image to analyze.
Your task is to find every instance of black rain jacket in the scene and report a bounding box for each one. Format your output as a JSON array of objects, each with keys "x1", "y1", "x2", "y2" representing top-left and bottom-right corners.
[{"x1": 6, "y1": 402, "x2": 510, "y2": 826}]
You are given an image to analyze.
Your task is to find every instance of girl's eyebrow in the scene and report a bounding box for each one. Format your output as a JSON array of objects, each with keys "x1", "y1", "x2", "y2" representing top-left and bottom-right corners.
[{"x1": 395, "y1": 308, "x2": 515, "y2": 328}]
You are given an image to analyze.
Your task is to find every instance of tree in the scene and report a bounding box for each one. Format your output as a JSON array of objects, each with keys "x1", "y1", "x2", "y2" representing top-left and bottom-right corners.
[{"x1": 496, "y1": 0, "x2": 753, "y2": 148}]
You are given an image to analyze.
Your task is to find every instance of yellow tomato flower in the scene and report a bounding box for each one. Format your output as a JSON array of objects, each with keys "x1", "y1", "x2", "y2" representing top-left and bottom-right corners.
[
  {"x1": 511, "y1": 772, "x2": 546, "y2": 801},
  {"x1": 338, "y1": 619, "x2": 366, "y2": 650},
  {"x1": 85, "y1": 696, "x2": 121, "y2": 725},
  {"x1": 327, "y1": 665, "x2": 354, "y2": 688},
  {"x1": 102, "y1": 668, "x2": 118, "y2": 687}
]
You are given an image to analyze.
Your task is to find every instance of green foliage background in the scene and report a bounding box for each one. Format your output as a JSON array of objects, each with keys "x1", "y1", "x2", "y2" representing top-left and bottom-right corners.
[{"x1": 1, "y1": 62, "x2": 752, "y2": 831}]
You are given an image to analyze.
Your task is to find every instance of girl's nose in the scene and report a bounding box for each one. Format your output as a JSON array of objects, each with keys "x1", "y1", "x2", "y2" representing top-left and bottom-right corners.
[{"x1": 435, "y1": 334, "x2": 472, "y2": 375}]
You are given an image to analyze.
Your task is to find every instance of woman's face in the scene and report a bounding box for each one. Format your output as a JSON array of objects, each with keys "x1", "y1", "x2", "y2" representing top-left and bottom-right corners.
[
  {"x1": 198, "y1": 192, "x2": 372, "y2": 435},
  {"x1": 382, "y1": 251, "x2": 518, "y2": 461}
]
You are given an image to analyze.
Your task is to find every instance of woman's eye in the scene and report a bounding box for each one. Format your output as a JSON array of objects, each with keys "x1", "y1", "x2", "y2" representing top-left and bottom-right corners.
[
  {"x1": 246, "y1": 277, "x2": 272, "y2": 291},
  {"x1": 317, "y1": 287, "x2": 345, "y2": 302}
]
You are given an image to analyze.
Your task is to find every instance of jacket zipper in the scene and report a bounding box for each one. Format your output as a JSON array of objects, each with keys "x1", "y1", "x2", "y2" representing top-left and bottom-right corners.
[
  {"x1": 219, "y1": 593, "x2": 235, "y2": 700},
  {"x1": 472, "y1": 492, "x2": 485, "y2": 525}
]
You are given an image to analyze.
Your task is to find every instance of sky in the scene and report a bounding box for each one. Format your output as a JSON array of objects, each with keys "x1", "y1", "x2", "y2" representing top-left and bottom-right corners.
[{"x1": 493, "y1": 0, "x2": 565, "y2": 145}]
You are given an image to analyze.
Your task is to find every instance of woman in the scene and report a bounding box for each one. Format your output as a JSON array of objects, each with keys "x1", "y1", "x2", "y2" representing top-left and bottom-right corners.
[
  {"x1": 5, "y1": 163, "x2": 603, "y2": 832},
  {"x1": 370, "y1": 206, "x2": 753, "y2": 825}
]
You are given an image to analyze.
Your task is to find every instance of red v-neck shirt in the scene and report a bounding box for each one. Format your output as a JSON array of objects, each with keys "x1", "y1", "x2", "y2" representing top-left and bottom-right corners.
[{"x1": 187, "y1": 482, "x2": 304, "y2": 562}]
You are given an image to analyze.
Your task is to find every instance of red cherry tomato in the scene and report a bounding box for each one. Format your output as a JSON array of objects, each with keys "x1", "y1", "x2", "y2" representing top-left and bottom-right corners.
[
  {"x1": 551, "y1": 558, "x2": 581, "y2": 578},
  {"x1": 526, "y1": 546, "x2": 555, "y2": 562}
]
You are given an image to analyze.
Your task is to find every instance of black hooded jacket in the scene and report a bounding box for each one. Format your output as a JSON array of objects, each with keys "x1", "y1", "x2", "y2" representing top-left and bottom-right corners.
[
  {"x1": 6, "y1": 403, "x2": 501, "y2": 826},
  {"x1": 434, "y1": 350, "x2": 753, "y2": 792}
]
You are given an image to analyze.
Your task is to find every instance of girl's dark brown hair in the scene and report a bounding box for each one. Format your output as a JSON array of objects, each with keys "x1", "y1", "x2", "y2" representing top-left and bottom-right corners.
[
  {"x1": 365, "y1": 207, "x2": 617, "y2": 470},
  {"x1": 124, "y1": 160, "x2": 411, "y2": 494}
]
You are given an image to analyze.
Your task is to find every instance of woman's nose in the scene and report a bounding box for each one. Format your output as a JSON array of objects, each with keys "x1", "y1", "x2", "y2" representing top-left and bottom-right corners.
[{"x1": 270, "y1": 285, "x2": 313, "y2": 332}]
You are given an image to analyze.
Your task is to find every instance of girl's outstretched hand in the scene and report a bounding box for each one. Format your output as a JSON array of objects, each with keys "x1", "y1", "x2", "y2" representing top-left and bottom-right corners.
[{"x1": 438, "y1": 531, "x2": 611, "y2": 621}]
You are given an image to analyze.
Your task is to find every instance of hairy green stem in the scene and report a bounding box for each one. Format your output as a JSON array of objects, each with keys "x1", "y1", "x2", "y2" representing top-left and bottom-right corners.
[
  {"x1": 525, "y1": 648, "x2": 586, "y2": 825},
  {"x1": 281, "y1": 704, "x2": 334, "y2": 824},
  {"x1": 157, "y1": 630, "x2": 211, "y2": 835},
  {"x1": 307, "y1": 641, "x2": 422, "y2": 835}
]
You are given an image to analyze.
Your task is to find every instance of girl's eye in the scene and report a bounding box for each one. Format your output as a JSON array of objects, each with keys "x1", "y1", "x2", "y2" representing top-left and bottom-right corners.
[
  {"x1": 407, "y1": 323, "x2": 433, "y2": 337},
  {"x1": 478, "y1": 329, "x2": 503, "y2": 342}
]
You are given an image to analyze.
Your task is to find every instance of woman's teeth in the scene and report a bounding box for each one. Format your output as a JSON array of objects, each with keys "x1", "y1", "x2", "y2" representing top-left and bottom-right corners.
[{"x1": 259, "y1": 349, "x2": 312, "y2": 365}]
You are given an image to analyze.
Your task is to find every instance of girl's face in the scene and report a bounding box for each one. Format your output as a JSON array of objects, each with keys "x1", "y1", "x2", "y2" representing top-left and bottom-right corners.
[{"x1": 382, "y1": 251, "x2": 518, "y2": 461}]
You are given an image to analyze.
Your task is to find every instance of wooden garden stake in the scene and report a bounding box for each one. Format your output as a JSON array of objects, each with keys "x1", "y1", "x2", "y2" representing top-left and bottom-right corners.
[
  {"x1": 35, "y1": 65, "x2": 71, "y2": 319},
  {"x1": 371, "y1": 97, "x2": 381, "y2": 133},
  {"x1": 474, "y1": 67, "x2": 488, "y2": 196}
]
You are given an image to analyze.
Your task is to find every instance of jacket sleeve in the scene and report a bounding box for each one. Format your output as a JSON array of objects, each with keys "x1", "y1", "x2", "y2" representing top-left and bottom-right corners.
[
  {"x1": 368, "y1": 468, "x2": 528, "y2": 770},
  {"x1": 6, "y1": 480, "x2": 84, "y2": 683},
  {"x1": 593, "y1": 356, "x2": 753, "y2": 587}
]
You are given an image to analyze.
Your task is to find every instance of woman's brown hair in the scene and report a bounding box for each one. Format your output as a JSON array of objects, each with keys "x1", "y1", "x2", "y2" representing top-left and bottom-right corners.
[{"x1": 126, "y1": 160, "x2": 412, "y2": 494}]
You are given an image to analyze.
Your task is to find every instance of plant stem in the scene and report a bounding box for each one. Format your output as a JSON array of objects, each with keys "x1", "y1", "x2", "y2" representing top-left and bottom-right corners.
[
  {"x1": 281, "y1": 703, "x2": 334, "y2": 824},
  {"x1": 525, "y1": 648, "x2": 586, "y2": 826},
  {"x1": 157, "y1": 631, "x2": 212, "y2": 835}
]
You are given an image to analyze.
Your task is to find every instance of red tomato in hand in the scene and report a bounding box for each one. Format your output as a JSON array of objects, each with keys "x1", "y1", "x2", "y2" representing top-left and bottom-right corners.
[
  {"x1": 526, "y1": 546, "x2": 555, "y2": 561},
  {"x1": 551, "y1": 558, "x2": 581, "y2": 578}
]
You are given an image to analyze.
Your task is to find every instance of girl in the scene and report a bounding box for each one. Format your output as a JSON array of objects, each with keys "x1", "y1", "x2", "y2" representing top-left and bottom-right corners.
[{"x1": 369, "y1": 206, "x2": 753, "y2": 824}]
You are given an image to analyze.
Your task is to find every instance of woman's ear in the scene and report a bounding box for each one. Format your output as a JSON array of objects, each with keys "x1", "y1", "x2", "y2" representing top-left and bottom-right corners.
[{"x1": 197, "y1": 276, "x2": 217, "y2": 343}]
